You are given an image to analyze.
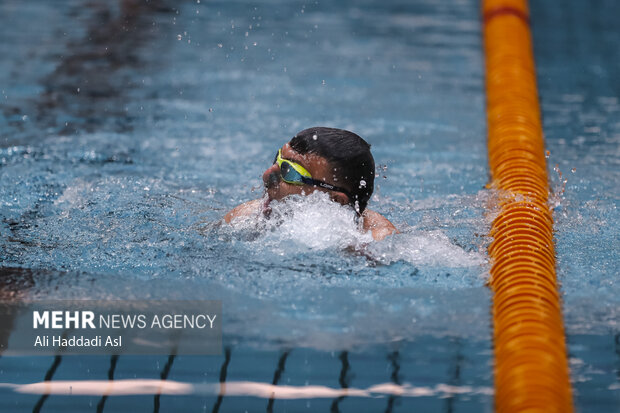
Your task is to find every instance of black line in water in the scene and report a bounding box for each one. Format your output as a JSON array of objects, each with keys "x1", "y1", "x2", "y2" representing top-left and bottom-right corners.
[
  {"x1": 153, "y1": 354, "x2": 176, "y2": 413},
  {"x1": 388, "y1": 350, "x2": 402, "y2": 385},
  {"x1": 443, "y1": 338, "x2": 464, "y2": 413},
  {"x1": 32, "y1": 329, "x2": 72, "y2": 413},
  {"x1": 330, "y1": 351, "x2": 351, "y2": 413},
  {"x1": 44, "y1": 356, "x2": 62, "y2": 382},
  {"x1": 96, "y1": 355, "x2": 119, "y2": 413},
  {"x1": 267, "y1": 350, "x2": 290, "y2": 413},
  {"x1": 32, "y1": 355, "x2": 63, "y2": 413},
  {"x1": 160, "y1": 354, "x2": 176, "y2": 380},
  {"x1": 384, "y1": 395, "x2": 396, "y2": 413},
  {"x1": 33, "y1": 0, "x2": 174, "y2": 136},
  {"x1": 338, "y1": 352, "x2": 351, "y2": 389},
  {"x1": 211, "y1": 347, "x2": 232, "y2": 413},
  {"x1": 107, "y1": 354, "x2": 120, "y2": 380},
  {"x1": 614, "y1": 333, "x2": 620, "y2": 381},
  {"x1": 384, "y1": 350, "x2": 402, "y2": 413}
]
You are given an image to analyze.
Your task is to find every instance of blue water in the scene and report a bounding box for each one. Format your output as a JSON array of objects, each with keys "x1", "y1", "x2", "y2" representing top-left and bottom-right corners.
[
  {"x1": 0, "y1": 0, "x2": 617, "y2": 411},
  {"x1": 531, "y1": 1, "x2": 620, "y2": 410}
]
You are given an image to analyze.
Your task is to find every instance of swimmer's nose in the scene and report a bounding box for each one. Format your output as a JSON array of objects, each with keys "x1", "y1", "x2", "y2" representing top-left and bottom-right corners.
[{"x1": 262, "y1": 163, "x2": 281, "y2": 189}]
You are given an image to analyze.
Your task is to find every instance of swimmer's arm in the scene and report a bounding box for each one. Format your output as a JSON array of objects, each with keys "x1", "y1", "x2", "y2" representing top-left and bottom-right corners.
[
  {"x1": 362, "y1": 209, "x2": 399, "y2": 241},
  {"x1": 223, "y1": 199, "x2": 263, "y2": 224}
]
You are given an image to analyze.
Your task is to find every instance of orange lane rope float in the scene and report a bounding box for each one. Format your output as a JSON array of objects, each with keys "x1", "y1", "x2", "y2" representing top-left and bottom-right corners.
[{"x1": 482, "y1": 0, "x2": 574, "y2": 411}]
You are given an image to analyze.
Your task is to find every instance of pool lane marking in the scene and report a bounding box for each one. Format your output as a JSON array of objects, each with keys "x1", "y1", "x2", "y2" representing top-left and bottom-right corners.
[
  {"x1": 32, "y1": 355, "x2": 63, "y2": 413},
  {"x1": 482, "y1": 0, "x2": 574, "y2": 412},
  {"x1": 5, "y1": 379, "x2": 494, "y2": 398},
  {"x1": 212, "y1": 346, "x2": 232, "y2": 413},
  {"x1": 267, "y1": 350, "x2": 291, "y2": 413},
  {"x1": 96, "y1": 355, "x2": 119, "y2": 413}
]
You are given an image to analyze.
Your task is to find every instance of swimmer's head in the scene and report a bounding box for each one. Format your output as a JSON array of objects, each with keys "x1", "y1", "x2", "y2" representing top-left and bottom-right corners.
[{"x1": 262, "y1": 127, "x2": 375, "y2": 214}]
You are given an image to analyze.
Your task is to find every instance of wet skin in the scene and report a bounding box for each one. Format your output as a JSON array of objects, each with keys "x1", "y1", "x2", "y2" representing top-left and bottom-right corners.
[
  {"x1": 262, "y1": 143, "x2": 350, "y2": 206},
  {"x1": 224, "y1": 143, "x2": 397, "y2": 241}
]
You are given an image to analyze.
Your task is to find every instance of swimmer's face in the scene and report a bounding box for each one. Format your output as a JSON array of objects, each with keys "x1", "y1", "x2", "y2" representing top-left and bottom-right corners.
[{"x1": 262, "y1": 143, "x2": 349, "y2": 206}]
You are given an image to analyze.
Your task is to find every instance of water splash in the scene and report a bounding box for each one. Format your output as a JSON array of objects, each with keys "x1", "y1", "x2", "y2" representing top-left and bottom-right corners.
[{"x1": 220, "y1": 191, "x2": 485, "y2": 270}]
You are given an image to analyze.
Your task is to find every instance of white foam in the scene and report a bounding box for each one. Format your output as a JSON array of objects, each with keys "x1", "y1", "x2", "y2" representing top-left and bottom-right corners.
[
  {"x1": 367, "y1": 230, "x2": 486, "y2": 268},
  {"x1": 258, "y1": 192, "x2": 373, "y2": 251},
  {"x1": 226, "y1": 191, "x2": 486, "y2": 269}
]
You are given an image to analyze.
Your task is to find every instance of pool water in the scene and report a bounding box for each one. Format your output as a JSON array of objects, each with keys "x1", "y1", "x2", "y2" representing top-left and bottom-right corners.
[
  {"x1": 0, "y1": 0, "x2": 618, "y2": 411},
  {"x1": 531, "y1": 1, "x2": 620, "y2": 409}
]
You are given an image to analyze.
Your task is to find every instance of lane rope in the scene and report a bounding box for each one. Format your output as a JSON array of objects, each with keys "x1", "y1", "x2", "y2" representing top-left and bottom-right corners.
[{"x1": 481, "y1": 0, "x2": 575, "y2": 411}]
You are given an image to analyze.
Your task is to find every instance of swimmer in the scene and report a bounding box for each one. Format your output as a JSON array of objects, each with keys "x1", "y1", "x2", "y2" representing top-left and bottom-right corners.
[{"x1": 224, "y1": 127, "x2": 398, "y2": 241}]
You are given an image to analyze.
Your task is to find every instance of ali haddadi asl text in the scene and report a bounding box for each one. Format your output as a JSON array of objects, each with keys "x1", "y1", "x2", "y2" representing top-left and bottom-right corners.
[{"x1": 34, "y1": 335, "x2": 122, "y2": 348}]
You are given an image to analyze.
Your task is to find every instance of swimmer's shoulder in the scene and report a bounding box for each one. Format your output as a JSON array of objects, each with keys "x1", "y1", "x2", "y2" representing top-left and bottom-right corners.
[
  {"x1": 362, "y1": 209, "x2": 398, "y2": 241},
  {"x1": 223, "y1": 199, "x2": 263, "y2": 224}
]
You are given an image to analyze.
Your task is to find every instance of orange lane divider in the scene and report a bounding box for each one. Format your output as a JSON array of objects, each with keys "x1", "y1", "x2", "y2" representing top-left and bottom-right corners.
[{"x1": 482, "y1": 0, "x2": 574, "y2": 411}]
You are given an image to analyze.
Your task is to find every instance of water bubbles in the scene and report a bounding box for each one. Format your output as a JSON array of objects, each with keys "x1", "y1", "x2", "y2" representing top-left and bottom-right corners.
[
  {"x1": 376, "y1": 164, "x2": 389, "y2": 179},
  {"x1": 226, "y1": 192, "x2": 371, "y2": 251},
  {"x1": 551, "y1": 163, "x2": 568, "y2": 199},
  {"x1": 221, "y1": 191, "x2": 485, "y2": 271},
  {"x1": 322, "y1": 80, "x2": 326, "y2": 85},
  {"x1": 365, "y1": 230, "x2": 485, "y2": 268},
  {"x1": 359, "y1": 180, "x2": 367, "y2": 188}
]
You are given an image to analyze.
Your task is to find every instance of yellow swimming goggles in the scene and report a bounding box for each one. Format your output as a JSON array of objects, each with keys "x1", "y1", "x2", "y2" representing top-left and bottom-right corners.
[{"x1": 273, "y1": 149, "x2": 353, "y2": 198}]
